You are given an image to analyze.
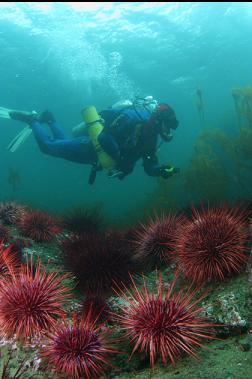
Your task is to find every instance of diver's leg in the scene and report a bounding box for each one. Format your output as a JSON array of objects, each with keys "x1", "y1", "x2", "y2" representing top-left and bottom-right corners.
[
  {"x1": 39, "y1": 110, "x2": 66, "y2": 139},
  {"x1": 49, "y1": 122, "x2": 66, "y2": 139},
  {"x1": 31, "y1": 121, "x2": 57, "y2": 155},
  {"x1": 8, "y1": 111, "x2": 96, "y2": 164},
  {"x1": 32, "y1": 121, "x2": 96, "y2": 164}
]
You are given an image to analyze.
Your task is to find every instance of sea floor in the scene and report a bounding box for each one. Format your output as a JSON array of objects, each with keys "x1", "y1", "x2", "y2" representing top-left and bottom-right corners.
[
  {"x1": 111, "y1": 333, "x2": 252, "y2": 379},
  {"x1": 0, "y1": 224, "x2": 251, "y2": 379}
]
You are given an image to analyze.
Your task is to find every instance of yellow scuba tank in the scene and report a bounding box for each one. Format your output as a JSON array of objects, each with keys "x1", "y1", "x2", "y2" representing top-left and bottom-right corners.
[{"x1": 81, "y1": 106, "x2": 117, "y2": 170}]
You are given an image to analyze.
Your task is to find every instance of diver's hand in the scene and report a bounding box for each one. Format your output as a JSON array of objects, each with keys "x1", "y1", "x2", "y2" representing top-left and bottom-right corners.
[{"x1": 160, "y1": 165, "x2": 180, "y2": 179}]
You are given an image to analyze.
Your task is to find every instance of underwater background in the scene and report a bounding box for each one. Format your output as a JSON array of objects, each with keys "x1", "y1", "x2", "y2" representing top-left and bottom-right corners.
[
  {"x1": 0, "y1": 3, "x2": 251, "y2": 379},
  {"x1": 0, "y1": 2, "x2": 251, "y2": 223}
]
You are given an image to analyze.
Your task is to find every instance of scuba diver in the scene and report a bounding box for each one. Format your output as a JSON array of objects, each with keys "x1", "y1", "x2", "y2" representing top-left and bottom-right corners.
[{"x1": 4, "y1": 96, "x2": 180, "y2": 185}]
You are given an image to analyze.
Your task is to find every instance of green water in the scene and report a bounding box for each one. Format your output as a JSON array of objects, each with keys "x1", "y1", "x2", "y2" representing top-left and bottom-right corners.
[{"x1": 0, "y1": 2, "x2": 251, "y2": 221}]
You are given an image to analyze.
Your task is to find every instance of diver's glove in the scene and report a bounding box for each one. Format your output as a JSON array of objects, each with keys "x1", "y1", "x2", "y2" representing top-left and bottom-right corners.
[{"x1": 160, "y1": 165, "x2": 180, "y2": 179}]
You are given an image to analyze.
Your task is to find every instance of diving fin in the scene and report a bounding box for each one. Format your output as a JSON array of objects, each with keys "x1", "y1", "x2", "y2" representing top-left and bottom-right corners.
[
  {"x1": 0, "y1": 106, "x2": 12, "y2": 119},
  {"x1": 0, "y1": 106, "x2": 36, "y2": 152},
  {"x1": 7, "y1": 126, "x2": 33, "y2": 152}
]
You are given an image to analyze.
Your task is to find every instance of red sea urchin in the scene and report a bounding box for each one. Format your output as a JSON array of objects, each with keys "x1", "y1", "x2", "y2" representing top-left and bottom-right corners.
[
  {"x1": 114, "y1": 274, "x2": 214, "y2": 368},
  {"x1": 18, "y1": 210, "x2": 60, "y2": 242},
  {"x1": 0, "y1": 258, "x2": 71, "y2": 340},
  {"x1": 41, "y1": 312, "x2": 118, "y2": 379},
  {"x1": 9, "y1": 237, "x2": 33, "y2": 261},
  {"x1": 175, "y1": 204, "x2": 250, "y2": 285},
  {"x1": 81, "y1": 295, "x2": 111, "y2": 323},
  {"x1": 133, "y1": 213, "x2": 183, "y2": 270},
  {"x1": 0, "y1": 243, "x2": 20, "y2": 276},
  {"x1": 62, "y1": 205, "x2": 104, "y2": 235}
]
